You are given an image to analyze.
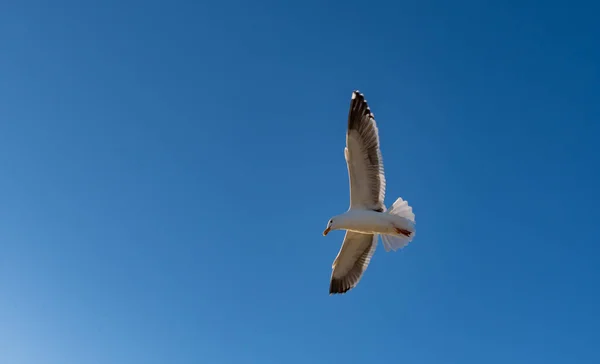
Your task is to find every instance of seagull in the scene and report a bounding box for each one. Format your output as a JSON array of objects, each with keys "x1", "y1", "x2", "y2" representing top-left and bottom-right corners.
[{"x1": 323, "y1": 90, "x2": 416, "y2": 295}]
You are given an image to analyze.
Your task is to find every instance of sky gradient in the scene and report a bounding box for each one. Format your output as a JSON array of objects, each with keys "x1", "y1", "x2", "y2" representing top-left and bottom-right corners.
[{"x1": 1, "y1": 1, "x2": 599, "y2": 363}]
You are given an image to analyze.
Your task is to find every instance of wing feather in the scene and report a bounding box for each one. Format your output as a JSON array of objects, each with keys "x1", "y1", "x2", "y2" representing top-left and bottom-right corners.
[
  {"x1": 346, "y1": 91, "x2": 386, "y2": 211},
  {"x1": 330, "y1": 232, "x2": 378, "y2": 294}
]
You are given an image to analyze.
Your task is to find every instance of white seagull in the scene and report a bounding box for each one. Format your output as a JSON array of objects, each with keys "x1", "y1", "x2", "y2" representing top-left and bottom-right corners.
[{"x1": 323, "y1": 90, "x2": 417, "y2": 294}]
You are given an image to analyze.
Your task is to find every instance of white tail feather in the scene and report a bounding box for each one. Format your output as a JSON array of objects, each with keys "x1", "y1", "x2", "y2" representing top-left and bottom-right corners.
[
  {"x1": 382, "y1": 234, "x2": 412, "y2": 252},
  {"x1": 387, "y1": 197, "x2": 415, "y2": 222},
  {"x1": 382, "y1": 197, "x2": 416, "y2": 252}
]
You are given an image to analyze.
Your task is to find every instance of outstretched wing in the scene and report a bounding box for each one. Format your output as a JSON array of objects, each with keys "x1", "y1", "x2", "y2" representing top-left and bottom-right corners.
[
  {"x1": 345, "y1": 91, "x2": 386, "y2": 211},
  {"x1": 330, "y1": 231, "x2": 378, "y2": 294}
]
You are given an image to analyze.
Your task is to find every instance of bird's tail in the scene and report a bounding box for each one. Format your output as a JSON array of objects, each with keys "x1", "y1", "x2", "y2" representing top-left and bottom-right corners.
[{"x1": 382, "y1": 197, "x2": 416, "y2": 252}]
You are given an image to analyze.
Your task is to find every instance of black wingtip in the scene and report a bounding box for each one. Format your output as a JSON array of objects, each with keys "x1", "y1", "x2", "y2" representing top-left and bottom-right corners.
[
  {"x1": 349, "y1": 90, "x2": 374, "y2": 124},
  {"x1": 351, "y1": 90, "x2": 368, "y2": 106},
  {"x1": 329, "y1": 278, "x2": 352, "y2": 295}
]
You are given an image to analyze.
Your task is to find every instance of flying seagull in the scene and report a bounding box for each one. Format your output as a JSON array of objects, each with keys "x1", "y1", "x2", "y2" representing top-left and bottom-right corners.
[{"x1": 323, "y1": 90, "x2": 416, "y2": 295}]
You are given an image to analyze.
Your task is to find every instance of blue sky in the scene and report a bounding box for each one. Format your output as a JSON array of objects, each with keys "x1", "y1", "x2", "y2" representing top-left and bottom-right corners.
[{"x1": 1, "y1": 0, "x2": 599, "y2": 363}]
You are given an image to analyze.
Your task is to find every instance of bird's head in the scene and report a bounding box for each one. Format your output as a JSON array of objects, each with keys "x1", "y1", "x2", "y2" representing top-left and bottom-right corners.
[{"x1": 323, "y1": 218, "x2": 335, "y2": 236}]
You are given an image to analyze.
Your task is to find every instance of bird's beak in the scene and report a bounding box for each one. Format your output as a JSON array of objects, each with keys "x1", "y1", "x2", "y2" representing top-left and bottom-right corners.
[{"x1": 323, "y1": 227, "x2": 331, "y2": 236}]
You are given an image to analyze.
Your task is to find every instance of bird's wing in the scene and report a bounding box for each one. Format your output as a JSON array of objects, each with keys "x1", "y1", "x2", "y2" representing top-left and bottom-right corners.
[
  {"x1": 345, "y1": 90, "x2": 386, "y2": 211},
  {"x1": 330, "y1": 231, "x2": 378, "y2": 294}
]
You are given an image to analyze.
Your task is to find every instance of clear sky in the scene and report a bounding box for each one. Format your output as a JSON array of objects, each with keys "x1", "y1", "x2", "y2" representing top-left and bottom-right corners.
[{"x1": 1, "y1": 1, "x2": 599, "y2": 363}]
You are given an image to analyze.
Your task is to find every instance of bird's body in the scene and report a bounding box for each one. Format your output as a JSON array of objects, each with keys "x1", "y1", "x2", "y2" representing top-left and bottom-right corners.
[
  {"x1": 328, "y1": 209, "x2": 414, "y2": 236},
  {"x1": 323, "y1": 90, "x2": 417, "y2": 295}
]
